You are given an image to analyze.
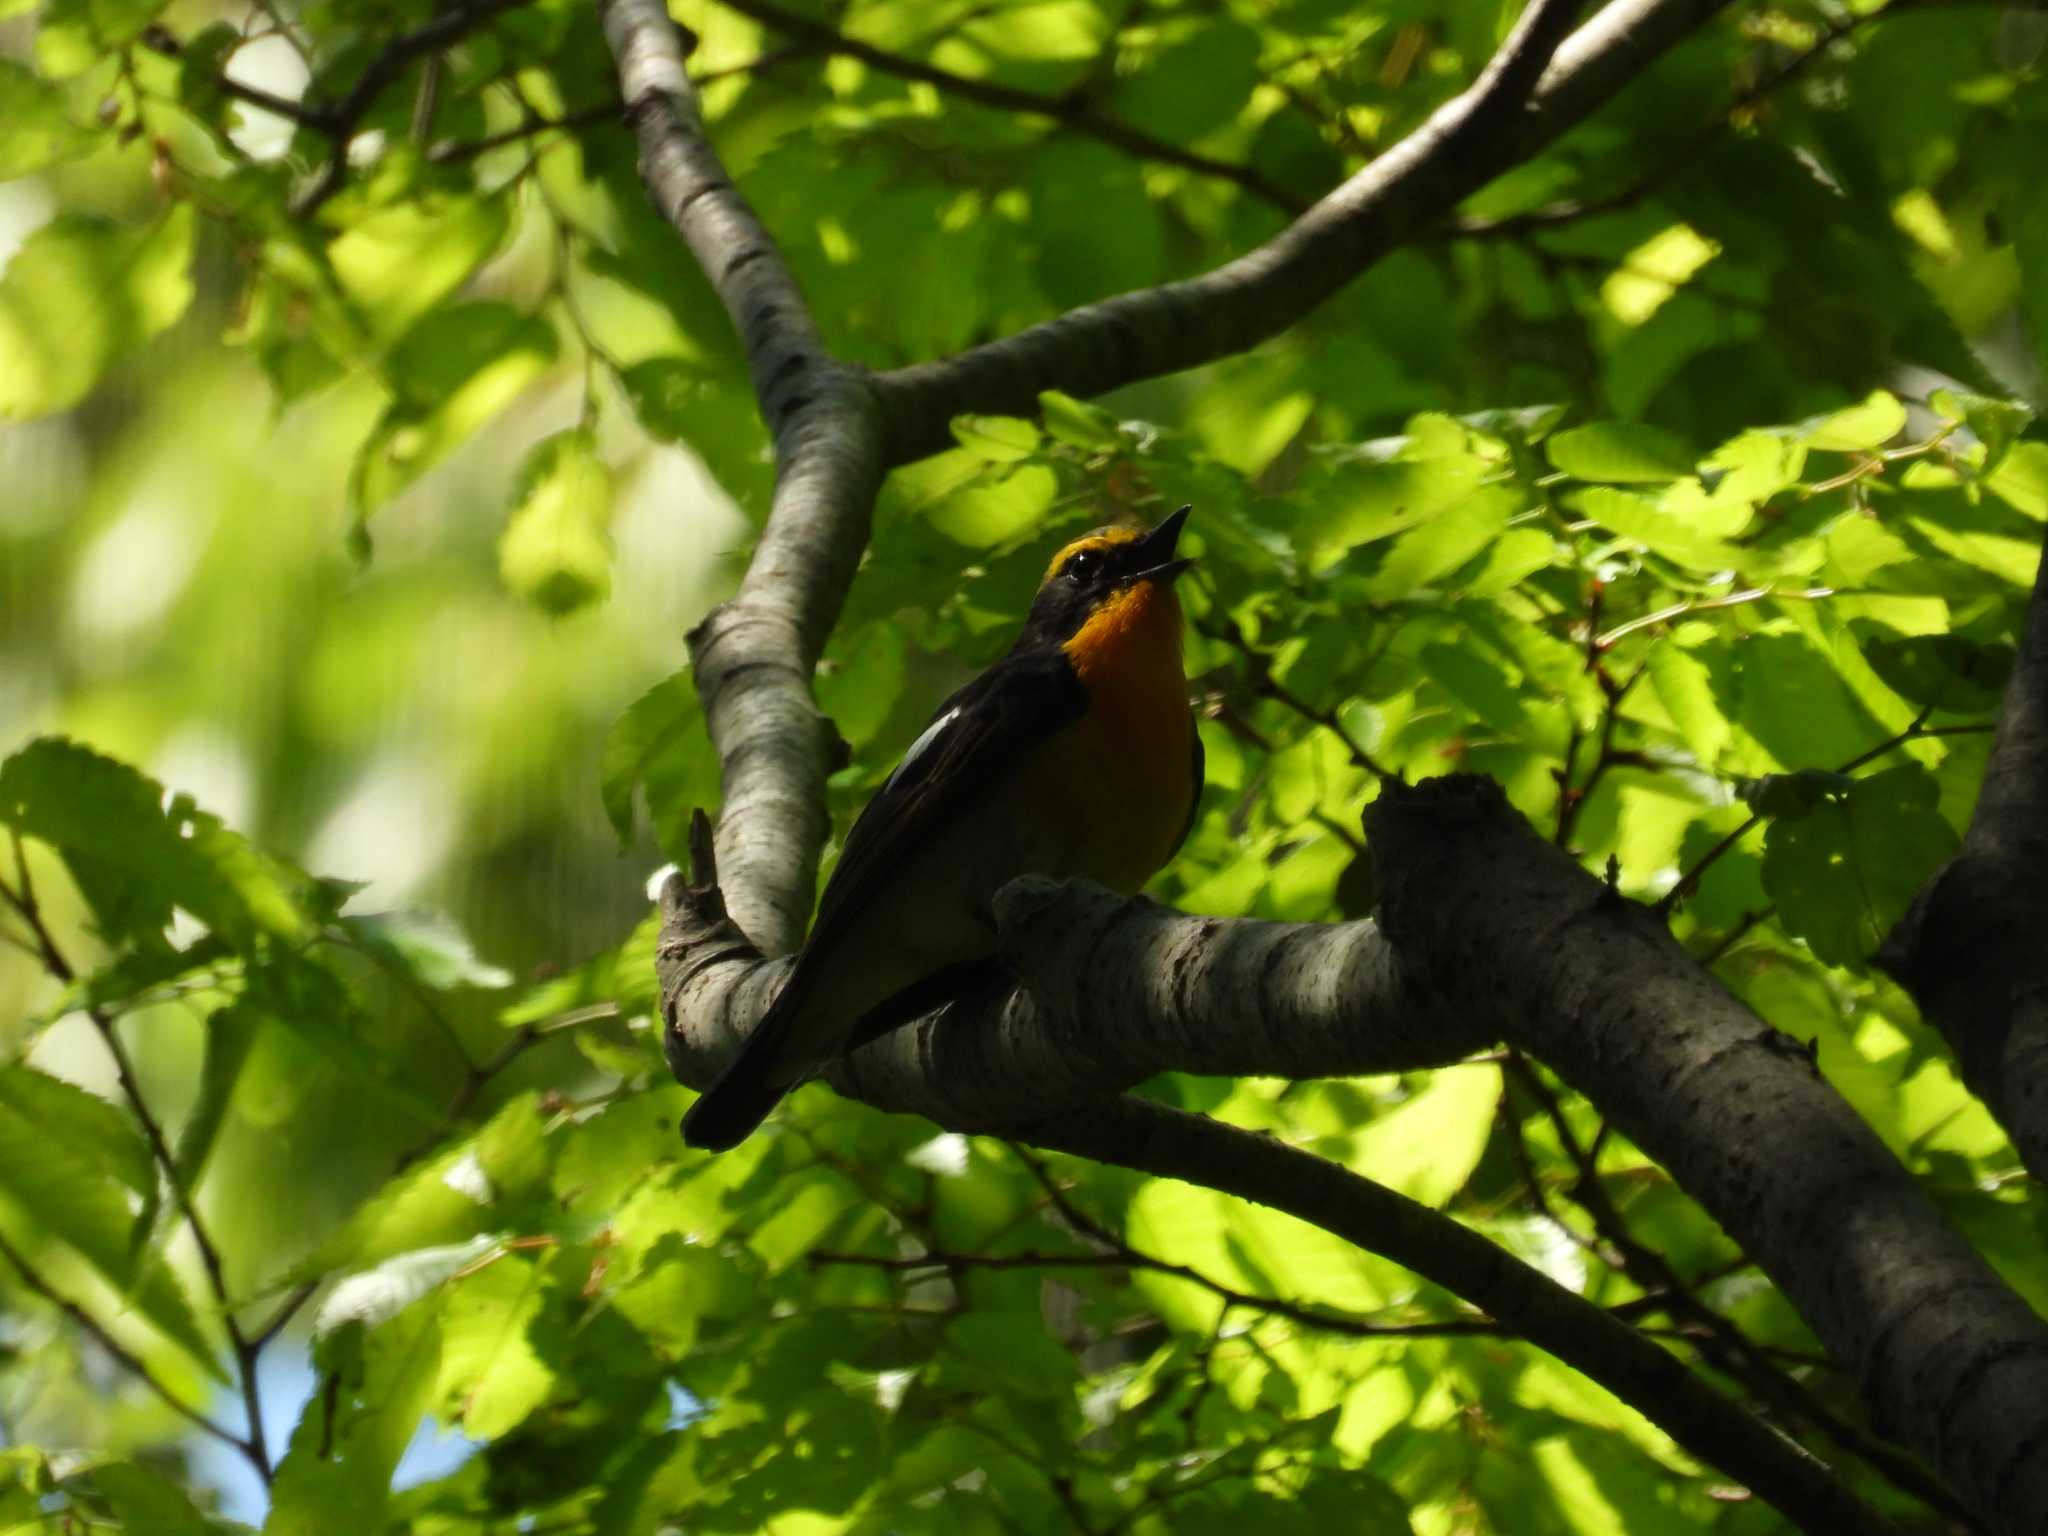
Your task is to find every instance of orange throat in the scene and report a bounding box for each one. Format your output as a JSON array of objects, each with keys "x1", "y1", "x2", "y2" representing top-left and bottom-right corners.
[{"x1": 1054, "y1": 580, "x2": 1195, "y2": 889}]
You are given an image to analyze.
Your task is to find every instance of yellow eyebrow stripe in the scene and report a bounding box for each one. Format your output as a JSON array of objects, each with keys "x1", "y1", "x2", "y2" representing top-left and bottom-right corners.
[{"x1": 1043, "y1": 525, "x2": 1141, "y2": 582}]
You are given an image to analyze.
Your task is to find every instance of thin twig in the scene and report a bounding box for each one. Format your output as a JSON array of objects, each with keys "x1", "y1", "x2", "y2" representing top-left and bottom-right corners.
[
  {"x1": 0, "y1": 1230, "x2": 248, "y2": 1457},
  {"x1": 1658, "y1": 712, "x2": 1992, "y2": 915},
  {"x1": 810, "y1": 1247, "x2": 1510, "y2": 1342},
  {"x1": 1199, "y1": 612, "x2": 1395, "y2": 780},
  {"x1": 292, "y1": 0, "x2": 536, "y2": 215}
]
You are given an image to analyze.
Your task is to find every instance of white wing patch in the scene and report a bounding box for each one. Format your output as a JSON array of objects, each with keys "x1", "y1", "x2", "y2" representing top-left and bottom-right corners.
[{"x1": 891, "y1": 707, "x2": 961, "y2": 787}]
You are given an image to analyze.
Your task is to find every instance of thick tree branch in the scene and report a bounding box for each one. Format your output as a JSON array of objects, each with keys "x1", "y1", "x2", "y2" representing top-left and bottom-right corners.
[
  {"x1": 657, "y1": 825, "x2": 1898, "y2": 1528},
  {"x1": 716, "y1": 0, "x2": 1307, "y2": 213},
  {"x1": 1019, "y1": 1096, "x2": 1904, "y2": 1536},
  {"x1": 601, "y1": 0, "x2": 885, "y2": 955},
  {"x1": 1367, "y1": 774, "x2": 2048, "y2": 1536},
  {"x1": 656, "y1": 825, "x2": 1489, "y2": 1126},
  {"x1": 1881, "y1": 531, "x2": 2048, "y2": 1182},
  {"x1": 868, "y1": 0, "x2": 1730, "y2": 465}
]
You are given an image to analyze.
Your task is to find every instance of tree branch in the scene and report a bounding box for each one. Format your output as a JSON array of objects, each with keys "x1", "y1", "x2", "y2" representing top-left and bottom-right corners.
[
  {"x1": 601, "y1": 0, "x2": 886, "y2": 955},
  {"x1": 1019, "y1": 1095, "x2": 1905, "y2": 1536},
  {"x1": 1453, "y1": 0, "x2": 1997, "y2": 238},
  {"x1": 656, "y1": 828, "x2": 1489, "y2": 1126},
  {"x1": 1367, "y1": 774, "x2": 2048, "y2": 1536},
  {"x1": 868, "y1": 0, "x2": 1731, "y2": 465},
  {"x1": 1504, "y1": 1055, "x2": 1978, "y2": 1526},
  {"x1": 715, "y1": 0, "x2": 1307, "y2": 213},
  {"x1": 1880, "y1": 529, "x2": 2048, "y2": 1183}
]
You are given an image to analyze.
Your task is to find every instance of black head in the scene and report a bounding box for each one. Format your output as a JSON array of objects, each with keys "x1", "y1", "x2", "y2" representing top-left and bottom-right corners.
[{"x1": 1017, "y1": 506, "x2": 1193, "y2": 648}]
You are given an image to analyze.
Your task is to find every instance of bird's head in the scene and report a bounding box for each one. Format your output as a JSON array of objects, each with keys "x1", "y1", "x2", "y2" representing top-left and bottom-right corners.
[{"x1": 1017, "y1": 505, "x2": 1194, "y2": 658}]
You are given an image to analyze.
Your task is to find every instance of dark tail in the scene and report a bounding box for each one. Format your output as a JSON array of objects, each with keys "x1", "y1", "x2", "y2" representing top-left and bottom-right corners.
[
  {"x1": 681, "y1": 998, "x2": 802, "y2": 1152},
  {"x1": 680, "y1": 1059, "x2": 792, "y2": 1151},
  {"x1": 681, "y1": 959, "x2": 1004, "y2": 1151}
]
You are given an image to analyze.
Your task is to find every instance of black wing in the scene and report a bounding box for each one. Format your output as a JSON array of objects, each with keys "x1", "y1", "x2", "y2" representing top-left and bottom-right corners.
[
  {"x1": 804, "y1": 646, "x2": 1087, "y2": 957},
  {"x1": 1170, "y1": 721, "x2": 1205, "y2": 861}
]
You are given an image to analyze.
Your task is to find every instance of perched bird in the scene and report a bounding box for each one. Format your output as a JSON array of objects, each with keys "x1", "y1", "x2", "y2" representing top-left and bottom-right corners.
[{"x1": 681, "y1": 505, "x2": 1203, "y2": 1151}]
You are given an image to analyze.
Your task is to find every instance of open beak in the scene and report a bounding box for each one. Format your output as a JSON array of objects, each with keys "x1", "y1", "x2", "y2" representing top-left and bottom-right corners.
[{"x1": 1127, "y1": 504, "x2": 1194, "y2": 585}]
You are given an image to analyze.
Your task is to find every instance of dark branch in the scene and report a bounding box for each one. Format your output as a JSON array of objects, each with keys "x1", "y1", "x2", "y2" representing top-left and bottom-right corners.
[
  {"x1": 1368, "y1": 773, "x2": 2048, "y2": 1535},
  {"x1": 1880, "y1": 524, "x2": 2048, "y2": 1182},
  {"x1": 1021, "y1": 1095, "x2": 1906, "y2": 1536},
  {"x1": 868, "y1": 0, "x2": 1728, "y2": 465}
]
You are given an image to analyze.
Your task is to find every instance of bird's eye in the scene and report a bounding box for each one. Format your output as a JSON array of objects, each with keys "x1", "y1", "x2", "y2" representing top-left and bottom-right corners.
[{"x1": 1063, "y1": 548, "x2": 1103, "y2": 584}]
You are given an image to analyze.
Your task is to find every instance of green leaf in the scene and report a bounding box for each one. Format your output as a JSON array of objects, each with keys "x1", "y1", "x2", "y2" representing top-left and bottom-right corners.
[
  {"x1": 1420, "y1": 643, "x2": 1526, "y2": 735},
  {"x1": 1762, "y1": 765, "x2": 1960, "y2": 966},
  {"x1": 0, "y1": 737, "x2": 314, "y2": 951},
  {"x1": 315, "y1": 1236, "x2": 498, "y2": 1333},
  {"x1": 0, "y1": 206, "x2": 195, "y2": 418},
  {"x1": 1646, "y1": 643, "x2": 1730, "y2": 767},
  {"x1": 926, "y1": 462, "x2": 1058, "y2": 549},
  {"x1": 71, "y1": 1461, "x2": 222, "y2": 1535},
  {"x1": 0, "y1": 1066, "x2": 152, "y2": 1198},
  {"x1": 946, "y1": 1312, "x2": 1076, "y2": 1398},
  {"x1": 1546, "y1": 422, "x2": 1695, "y2": 483},
  {"x1": 951, "y1": 414, "x2": 1042, "y2": 464},
  {"x1": 1112, "y1": 18, "x2": 1260, "y2": 142},
  {"x1": 343, "y1": 909, "x2": 513, "y2": 990},
  {"x1": 599, "y1": 672, "x2": 717, "y2": 858},
  {"x1": 1741, "y1": 770, "x2": 1853, "y2": 821},
  {"x1": 0, "y1": 60, "x2": 92, "y2": 177},
  {"x1": 267, "y1": 1307, "x2": 443, "y2": 1536},
  {"x1": 1364, "y1": 486, "x2": 1516, "y2": 601},
  {"x1": 330, "y1": 198, "x2": 511, "y2": 348},
  {"x1": 35, "y1": 0, "x2": 170, "y2": 74},
  {"x1": 1800, "y1": 390, "x2": 1907, "y2": 452},
  {"x1": 1039, "y1": 389, "x2": 1121, "y2": 452},
  {"x1": 437, "y1": 1254, "x2": 555, "y2": 1439},
  {"x1": 815, "y1": 621, "x2": 906, "y2": 749},
  {"x1": 1854, "y1": 625, "x2": 2014, "y2": 713},
  {"x1": 0, "y1": 1098, "x2": 219, "y2": 1371},
  {"x1": 1985, "y1": 441, "x2": 2048, "y2": 522},
  {"x1": 1930, "y1": 389, "x2": 2031, "y2": 467},
  {"x1": 169, "y1": 1000, "x2": 261, "y2": 1204},
  {"x1": 498, "y1": 429, "x2": 614, "y2": 615},
  {"x1": 351, "y1": 304, "x2": 558, "y2": 521},
  {"x1": 1299, "y1": 454, "x2": 1486, "y2": 569},
  {"x1": 1329, "y1": 1065, "x2": 1501, "y2": 1207},
  {"x1": 1568, "y1": 486, "x2": 1744, "y2": 570}
]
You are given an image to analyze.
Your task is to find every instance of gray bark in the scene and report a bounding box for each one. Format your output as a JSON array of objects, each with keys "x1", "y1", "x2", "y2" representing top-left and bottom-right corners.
[{"x1": 1369, "y1": 775, "x2": 2048, "y2": 1536}]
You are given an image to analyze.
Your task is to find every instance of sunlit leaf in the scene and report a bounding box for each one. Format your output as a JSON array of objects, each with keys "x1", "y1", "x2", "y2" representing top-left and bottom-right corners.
[{"x1": 0, "y1": 207, "x2": 195, "y2": 418}]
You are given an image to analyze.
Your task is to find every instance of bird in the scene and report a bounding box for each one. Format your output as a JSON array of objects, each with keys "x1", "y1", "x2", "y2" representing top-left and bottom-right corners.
[{"x1": 680, "y1": 505, "x2": 1203, "y2": 1151}]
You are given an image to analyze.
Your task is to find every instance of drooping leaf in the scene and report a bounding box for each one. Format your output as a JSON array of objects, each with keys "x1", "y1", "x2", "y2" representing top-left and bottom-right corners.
[
  {"x1": 498, "y1": 428, "x2": 615, "y2": 615},
  {"x1": 0, "y1": 207, "x2": 195, "y2": 419},
  {"x1": 1762, "y1": 764, "x2": 1961, "y2": 966}
]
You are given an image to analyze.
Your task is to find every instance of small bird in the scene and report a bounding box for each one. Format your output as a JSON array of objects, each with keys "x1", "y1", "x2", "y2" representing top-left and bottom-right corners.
[{"x1": 681, "y1": 505, "x2": 1203, "y2": 1151}]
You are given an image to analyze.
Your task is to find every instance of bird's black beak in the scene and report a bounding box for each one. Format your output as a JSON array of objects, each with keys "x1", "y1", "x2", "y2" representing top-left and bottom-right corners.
[{"x1": 1127, "y1": 504, "x2": 1194, "y2": 585}]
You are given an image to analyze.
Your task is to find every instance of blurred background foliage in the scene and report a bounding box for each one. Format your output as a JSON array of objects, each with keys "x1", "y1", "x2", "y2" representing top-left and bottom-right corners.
[{"x1": 1, "y1": 0, "x2": 2046, "y2": 1529}]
